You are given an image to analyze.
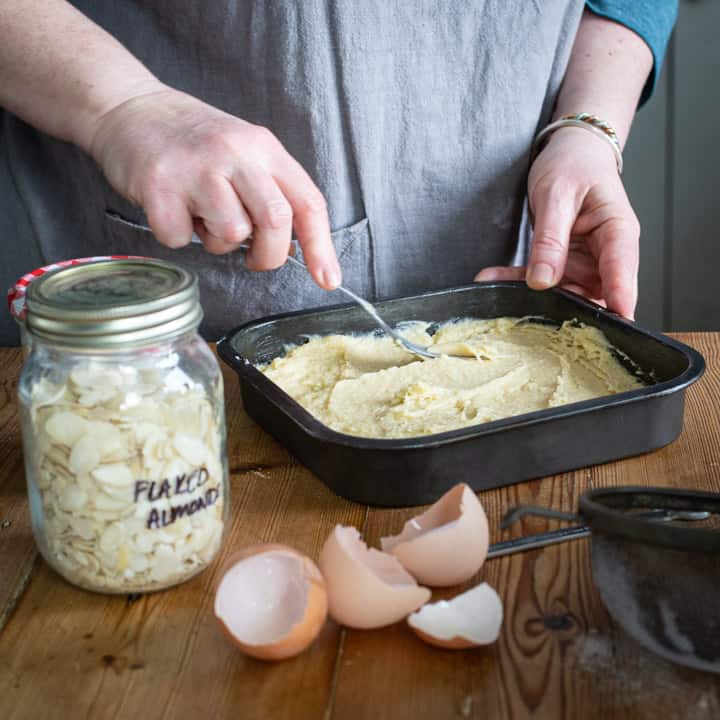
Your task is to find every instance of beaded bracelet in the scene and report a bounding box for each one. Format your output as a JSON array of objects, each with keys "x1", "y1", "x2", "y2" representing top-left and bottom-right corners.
[{"x1": 530, "y1": 112, "x2": 623, "y2": 174}]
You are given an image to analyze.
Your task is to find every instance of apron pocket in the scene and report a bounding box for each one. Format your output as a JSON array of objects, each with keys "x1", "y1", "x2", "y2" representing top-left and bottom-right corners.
[{"x1": 105, "y1": 210, "x2": 373, "y2": 340}]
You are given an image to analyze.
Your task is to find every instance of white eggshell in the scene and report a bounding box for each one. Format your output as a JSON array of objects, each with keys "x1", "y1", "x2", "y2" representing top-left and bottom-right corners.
[
  {"x1": 214, "y1": 544, "x2": 328, "y2": 661},
  {"x1": 318, "y1": 525, "x2": 431, "y2": 629},
  {"x1": 407, "y1": 582, "x2": 503, "y2": 649},
  {"x1": 380, "y1": 483, "x2": 489, "y2": 587}
]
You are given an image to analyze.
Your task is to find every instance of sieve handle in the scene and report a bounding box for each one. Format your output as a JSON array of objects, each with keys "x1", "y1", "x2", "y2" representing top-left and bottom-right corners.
[
  {"x1": 487, "y1": 524, "x2": 591, "y2": 559},
  {"x1": 490, "y1": 507, "x2": 711, "y2": 560}
]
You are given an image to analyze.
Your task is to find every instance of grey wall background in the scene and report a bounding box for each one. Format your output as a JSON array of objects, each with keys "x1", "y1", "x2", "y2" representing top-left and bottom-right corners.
[{"x1": 626, "y1": 1, "x2": 720, "y2": 331}]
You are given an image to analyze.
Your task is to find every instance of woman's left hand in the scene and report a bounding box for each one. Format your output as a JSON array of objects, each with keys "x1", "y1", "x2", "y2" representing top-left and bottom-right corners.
[{"x1": 475, "y1": 126, "x2": 639, "y2": 319}]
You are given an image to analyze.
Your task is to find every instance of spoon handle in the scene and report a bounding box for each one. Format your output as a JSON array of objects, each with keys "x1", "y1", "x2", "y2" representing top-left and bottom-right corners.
[{"x1": 281, "y1": 249, "x2": 401, "y2": 338}]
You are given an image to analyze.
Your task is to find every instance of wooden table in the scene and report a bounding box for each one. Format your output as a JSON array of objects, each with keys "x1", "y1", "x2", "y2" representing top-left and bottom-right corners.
[{"x1": 1, "y1": 335, "x2": 719, "y2": 720}]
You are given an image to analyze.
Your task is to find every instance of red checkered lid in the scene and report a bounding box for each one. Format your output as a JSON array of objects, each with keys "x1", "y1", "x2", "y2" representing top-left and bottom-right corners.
[{"x1": 7, "y1": 256, "x2": 145, "y2": 321}]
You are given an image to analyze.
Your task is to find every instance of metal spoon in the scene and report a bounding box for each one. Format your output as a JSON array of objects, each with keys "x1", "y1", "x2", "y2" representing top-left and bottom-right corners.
[
  {"x1": 105, "y1": 211, "x2": 447, "y2": 360},
  {"x1": 281, "y1": 252, "x2": 443, "y2": 360}
]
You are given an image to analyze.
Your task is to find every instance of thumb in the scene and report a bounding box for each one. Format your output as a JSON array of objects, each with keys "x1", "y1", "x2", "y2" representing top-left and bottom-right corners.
[{"x1": 527, "y1": 182, "x2": 583, "y2": 290}]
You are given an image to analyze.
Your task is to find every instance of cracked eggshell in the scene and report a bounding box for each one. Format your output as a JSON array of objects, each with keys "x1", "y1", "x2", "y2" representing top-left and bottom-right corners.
[
  {"x1": 407, "y1": 582, "x2": 503, "y2": 649},
  {"x1": 214, "y1": 544, "x2": 328, "y2": 661},
  {"x1": 380, "y1": 483, "x2": 489, "y2": 587},
  {"x1": 318, "y1": 525, "x2": 431, "y2": 629}
]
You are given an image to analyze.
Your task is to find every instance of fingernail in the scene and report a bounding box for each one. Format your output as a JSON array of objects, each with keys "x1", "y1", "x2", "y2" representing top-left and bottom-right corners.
[
  {"x1": 528, "y1": 263, "x2": 555, "y2": 288},
  {"x1": 474, "y1": 269, "x2": 494, "y2": 282},
  {"x1": 322, "y1": 265, "x2": 342, "y2": 289}
]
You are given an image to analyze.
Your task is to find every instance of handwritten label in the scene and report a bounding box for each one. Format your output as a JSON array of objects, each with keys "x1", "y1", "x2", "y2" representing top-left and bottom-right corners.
[{"x1": 133, "y1": 467, "x2": 221, "y2": 530}]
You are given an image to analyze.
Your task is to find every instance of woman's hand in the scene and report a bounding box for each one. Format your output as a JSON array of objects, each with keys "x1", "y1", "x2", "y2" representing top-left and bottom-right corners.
[
  {"x1": 475, "y1": 127, "x2": 640, "y2": 319},
  {"x1": 90, "y1": 86, "x2": 340, "y2": 289}
]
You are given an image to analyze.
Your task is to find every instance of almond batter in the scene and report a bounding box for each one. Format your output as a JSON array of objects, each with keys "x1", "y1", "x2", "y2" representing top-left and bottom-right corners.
[{"x1": 259, "y1": 318, "x2": 643, "y2": 439}]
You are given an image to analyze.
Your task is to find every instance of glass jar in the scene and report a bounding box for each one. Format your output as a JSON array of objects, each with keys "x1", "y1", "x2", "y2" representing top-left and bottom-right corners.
[{"x1": 17, "y1": 259, "x2": 228, "y2": 594}]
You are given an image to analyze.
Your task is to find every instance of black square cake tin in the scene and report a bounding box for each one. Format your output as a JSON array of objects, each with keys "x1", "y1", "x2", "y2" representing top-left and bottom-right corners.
[{"x1": 217, "y1": 282, "x2": 705, "y2": 507}]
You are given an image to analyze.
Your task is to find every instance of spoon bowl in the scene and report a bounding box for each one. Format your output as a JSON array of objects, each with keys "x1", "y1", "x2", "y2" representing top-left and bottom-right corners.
[
  {"x1": 282, "y1": 250, "x2": 456, "y2": 360},
  {"x1": 300, "y1": 265, "x2": 442, "y2": 360}
]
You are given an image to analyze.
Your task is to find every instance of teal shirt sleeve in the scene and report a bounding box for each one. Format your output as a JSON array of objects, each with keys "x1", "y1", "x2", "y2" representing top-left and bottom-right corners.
[{"x1": 585, "y1": 1, "x2": 678, "y2": 105}]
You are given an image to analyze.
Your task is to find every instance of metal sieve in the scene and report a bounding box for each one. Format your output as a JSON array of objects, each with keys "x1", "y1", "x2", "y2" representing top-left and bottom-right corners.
[{"x1": 494, "y1": 486, "x2": 720, "y2": 673}]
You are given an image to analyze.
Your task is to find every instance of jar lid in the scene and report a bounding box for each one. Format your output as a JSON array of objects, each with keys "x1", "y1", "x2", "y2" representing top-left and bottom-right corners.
[
  {"x1": 25, "y1": 258, "x2": 203, "y2": 348},
  {"x1": 7, "y1": 255, "x2": 145, "y2": 322}
]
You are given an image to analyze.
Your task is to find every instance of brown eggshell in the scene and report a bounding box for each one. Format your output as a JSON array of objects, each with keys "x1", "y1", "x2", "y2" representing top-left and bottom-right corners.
[
  {"x1": 318, "y1": 525, "x2": 431, "y2": 629},
  {"x1": 380, "y1": 483, "x2": 489, "y2": 587},
  {"x1": 407, "y1": 582, "x2": 503, "y2": 649},
  {"x1": 214, "y1": 543, "x2": 328, "y2": 661}
]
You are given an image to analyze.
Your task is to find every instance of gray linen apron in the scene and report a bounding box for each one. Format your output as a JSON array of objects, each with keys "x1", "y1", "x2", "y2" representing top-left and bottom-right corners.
[{"x1": 0, "y1": 1, "x2": 583, "y2": 344}]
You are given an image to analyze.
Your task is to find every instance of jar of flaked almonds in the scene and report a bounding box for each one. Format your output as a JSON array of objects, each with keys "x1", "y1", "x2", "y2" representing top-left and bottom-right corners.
[{"x1": 18, "y1": 259, "x2": 228, "y2": 594}]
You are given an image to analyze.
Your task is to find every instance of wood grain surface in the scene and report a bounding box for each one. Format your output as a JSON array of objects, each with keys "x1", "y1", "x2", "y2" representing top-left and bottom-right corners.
[{"x1": 1, "y1": 335, "x2": 719, "y2": 720}]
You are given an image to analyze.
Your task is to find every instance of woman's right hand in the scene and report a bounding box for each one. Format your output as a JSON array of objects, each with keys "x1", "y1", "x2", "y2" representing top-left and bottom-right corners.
[{"x1": 89, "y1": 85, "x2": 341, "y2": 289}]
